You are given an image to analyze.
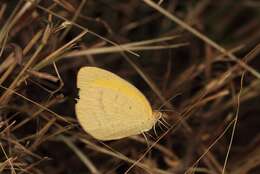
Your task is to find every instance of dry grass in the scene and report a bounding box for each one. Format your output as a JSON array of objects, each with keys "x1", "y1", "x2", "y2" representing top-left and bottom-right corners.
[{"x1": 0, "y1": 0, "x2": 260, "y2": 174}]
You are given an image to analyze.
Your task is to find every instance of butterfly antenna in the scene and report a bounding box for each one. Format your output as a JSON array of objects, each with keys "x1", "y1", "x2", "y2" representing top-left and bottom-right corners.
[{"x1": 158, "y1": 92, "x2": 182, "y2": 110}]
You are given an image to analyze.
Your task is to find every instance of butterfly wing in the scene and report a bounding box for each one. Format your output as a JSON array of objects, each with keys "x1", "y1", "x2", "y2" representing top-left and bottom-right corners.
[{"x1": 76, "y1": 67, "x2": 155, "y2": 140}]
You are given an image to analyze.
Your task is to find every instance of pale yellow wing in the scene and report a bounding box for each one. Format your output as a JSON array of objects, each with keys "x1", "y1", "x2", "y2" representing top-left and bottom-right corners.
[{"x1": 76, "y1": 67, "x2": 155, "y2": 140}]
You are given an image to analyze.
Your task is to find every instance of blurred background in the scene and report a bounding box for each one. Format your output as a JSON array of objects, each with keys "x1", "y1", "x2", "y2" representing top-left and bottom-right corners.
[{"x1": 0, "y1": 0, "x2": 259, "y2": 173}]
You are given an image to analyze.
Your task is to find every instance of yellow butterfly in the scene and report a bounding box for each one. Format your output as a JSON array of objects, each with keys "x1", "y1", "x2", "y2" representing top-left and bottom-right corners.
[{"x1": 76, "y1": 67, "x2": 160, "y2": 141}]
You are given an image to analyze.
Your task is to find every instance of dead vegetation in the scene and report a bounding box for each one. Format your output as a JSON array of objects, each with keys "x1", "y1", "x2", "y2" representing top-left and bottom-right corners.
[{"x1": 0, "y1": 0, "x2": 260, "y2": 174}]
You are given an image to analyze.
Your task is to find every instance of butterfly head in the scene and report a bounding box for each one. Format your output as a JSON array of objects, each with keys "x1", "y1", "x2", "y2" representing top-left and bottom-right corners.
[{"x1": 152, "y1": 111, "x2": 162, "y2": 122}]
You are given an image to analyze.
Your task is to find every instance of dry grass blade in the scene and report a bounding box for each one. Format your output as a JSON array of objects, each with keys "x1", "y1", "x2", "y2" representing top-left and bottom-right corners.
[
  {"x1": 185, "y1": 115, "x2": 235, "y2": 174},
  {"x1": 222, "y1": 73, "x2": 244, "y2": 174},
  {"x1": 0, "y1": 84, "x2": 70, "y2": 123},
  {"x1": 59, "y1": 0, "x2": 87, "y2": 41},
  {"x1": 0, "y1": 143, "x2": 16, "y2": 174},
  {"x1": 0, "y1": 29, "x2": 43, "y2": 76},
  {"x1": 33, "y1": 31, "x2": 87, "y2": 70},
  {"x1": 59, "y1": 136, "x2": 101, "y2": 174},
  {"x1": 142, "y1": 0, "x2": 260, "y2": 79},
  {"x1": 80, "y1": 138, "x2": 171, "y2": 174},
  {"x1": 65, "y1": 37, "x2": 187, "y2": 57},
  {"x1": 28, "y1": 1, "x2": 140, "y2": 57}
]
